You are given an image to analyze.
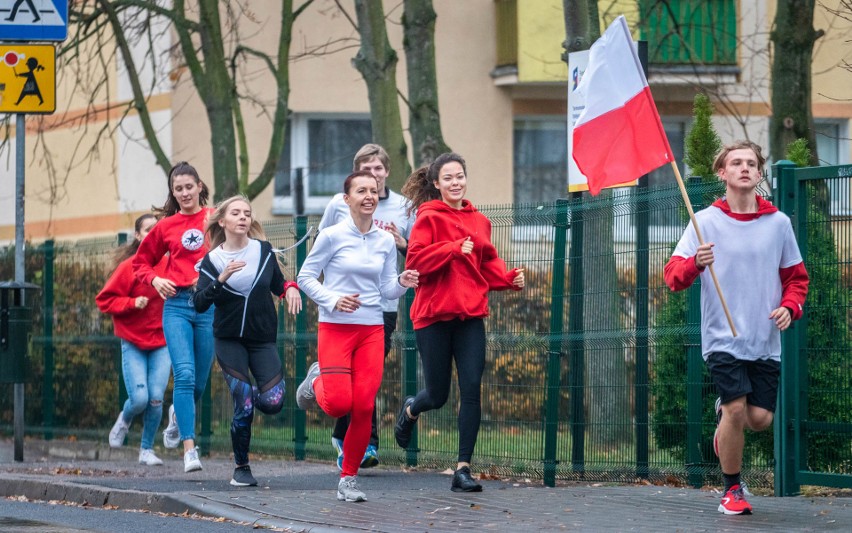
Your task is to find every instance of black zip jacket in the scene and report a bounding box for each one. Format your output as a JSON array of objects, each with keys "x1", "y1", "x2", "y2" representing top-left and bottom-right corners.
[{"x1": 194, "y1": 240, "x2": 289, "y2": 342}]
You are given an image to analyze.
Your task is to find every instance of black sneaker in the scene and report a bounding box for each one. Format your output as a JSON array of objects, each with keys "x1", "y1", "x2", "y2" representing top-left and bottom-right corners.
[
  {"x1": 394, "y1": 396, "x2": 417, "y2": 448},
  {"x1": 230, "y1": 465, "x2": 258, "y2": 487},
  {"x1": 451, "y1": 466, "x2": 483, "y2": 492}
]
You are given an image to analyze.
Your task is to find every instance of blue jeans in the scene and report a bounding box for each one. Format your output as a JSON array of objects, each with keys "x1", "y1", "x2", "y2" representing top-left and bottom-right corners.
[
  {"x1": 120, "y1": 340, "x2": 171, "y2": 449},
  {"x1": 162, "y1": 289, "x2": 214, "y2": 442}
]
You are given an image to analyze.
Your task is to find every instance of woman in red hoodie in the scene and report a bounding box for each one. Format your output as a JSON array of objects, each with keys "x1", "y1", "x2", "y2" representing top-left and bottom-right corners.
[
  {"x1": 394, "y1": 153, "x2": 525, "y2": 492},
  {"x1": 97, "y1": 214, "x2": 170, "y2": 466}
]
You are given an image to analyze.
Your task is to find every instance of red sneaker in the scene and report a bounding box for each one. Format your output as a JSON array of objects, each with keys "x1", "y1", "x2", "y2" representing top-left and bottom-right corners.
[{"x1": 718, "y1": 484, "x2": 753, "y2": 515}]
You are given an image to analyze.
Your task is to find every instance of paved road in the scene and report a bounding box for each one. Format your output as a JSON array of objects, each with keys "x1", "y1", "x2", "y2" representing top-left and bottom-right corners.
[{"x1": 1, "y1": 439, "x2": 850, "y2": 531}]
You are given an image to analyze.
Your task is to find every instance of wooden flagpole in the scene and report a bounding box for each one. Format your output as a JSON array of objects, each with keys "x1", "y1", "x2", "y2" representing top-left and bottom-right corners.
[{"x1": 670, "y1": 161, "x2": 738, "y2": 337}]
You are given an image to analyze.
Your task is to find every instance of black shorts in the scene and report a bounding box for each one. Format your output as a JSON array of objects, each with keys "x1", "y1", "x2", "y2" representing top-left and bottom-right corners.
[{"x1": 705, "y1": 352, "x2": 781, "y2": 412}]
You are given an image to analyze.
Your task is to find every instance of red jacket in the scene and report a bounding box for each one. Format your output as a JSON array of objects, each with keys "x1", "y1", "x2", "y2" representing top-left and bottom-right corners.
[
  {"x1": 664, "y1": 196, "x2": 809, "y2": 320},
  {"x1": 96, "y1": 256, "x2": 167, "y2": 350},
  {"x1": 133, "y1": 208, "x2": 212, "y2": 287},
  {"x1": 406, "y1": 199, "x2": 520, "y2": 329}
]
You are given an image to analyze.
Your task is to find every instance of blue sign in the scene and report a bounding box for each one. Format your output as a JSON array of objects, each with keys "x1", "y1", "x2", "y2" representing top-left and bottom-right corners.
[{"x1": 0, "y1": 0, "x2": 67, "y2": 42}]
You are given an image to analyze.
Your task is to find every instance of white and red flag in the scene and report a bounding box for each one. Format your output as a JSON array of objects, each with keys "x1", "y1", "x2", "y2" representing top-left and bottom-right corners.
[{"x1": 572, "y1": 16, "x2": 674, "y2": 195}]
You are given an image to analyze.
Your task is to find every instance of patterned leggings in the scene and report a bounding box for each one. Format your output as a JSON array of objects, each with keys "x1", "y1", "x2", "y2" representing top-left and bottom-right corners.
[{"x1": 215, "y1": 338, "x2": 285, "y2": 466}]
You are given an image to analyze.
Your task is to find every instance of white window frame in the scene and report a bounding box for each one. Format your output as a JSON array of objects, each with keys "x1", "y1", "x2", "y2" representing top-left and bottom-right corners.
[{"x1": 271, "y1": 113, "x2": 371, "y2": 216}]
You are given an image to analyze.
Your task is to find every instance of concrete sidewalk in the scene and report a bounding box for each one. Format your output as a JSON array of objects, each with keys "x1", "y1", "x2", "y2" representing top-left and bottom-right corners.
[{"x1": 1, "y1": 439, "x2": 850, "y2": 531}]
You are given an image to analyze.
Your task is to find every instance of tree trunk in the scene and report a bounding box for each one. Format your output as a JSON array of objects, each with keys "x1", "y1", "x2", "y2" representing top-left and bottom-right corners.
[
  {"x1": 563, "y1": 1, "x2": 630, "y2": 446},
  {"x1": 352, "y1": 0, "x2": 411, "y2": 189},
  {"x1": 402, "y1": 0, "x2": 450, "y2": 166},
  {"x1": 770, "y1": 0, "x2": 821, "y2": 165}
]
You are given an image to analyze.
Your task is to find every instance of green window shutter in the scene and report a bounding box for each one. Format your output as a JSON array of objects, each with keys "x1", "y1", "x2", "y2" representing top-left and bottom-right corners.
[{"x1": 639, "y1": 0, "x2": 737, "y2": 65}]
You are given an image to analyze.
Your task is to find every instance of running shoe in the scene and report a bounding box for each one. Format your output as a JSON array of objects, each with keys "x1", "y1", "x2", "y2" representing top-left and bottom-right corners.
[
  {"x1": 296, "y1": 362, "x2": 320, "y2": 410},
  {"x1": 394, "y1": 396, "x2": 417, "y2": 448},
  {"x1": 183, "y1": 447, "x2": 203, "y2": 473},
  {"x1": 337, "y1": 475, "x2": 367, "y2": 502},
  {"x1": 360, "y1": 444, "x2": 379, "y2": 468},
  {"x1": 108, "y1": 412, "x2": 129, "y2": 448},
  {"x1": 718, "y1": 484, "x2": 752, "y2": 515},
  {"x1": 451, "y1": 466, "x2": 483, "y2": 492},
  {"x1": 331, "y1": 436, "x2": 344, "y2": 471},
  {"x1": 138, "y1": 448, "x2": 164, "y2": 466},
  {"x1": 163, "y1": 404, "x2": 180, "y2": 449},
  {"x1": 230, "y1": 465, "x2": 258, "y2": 487}
]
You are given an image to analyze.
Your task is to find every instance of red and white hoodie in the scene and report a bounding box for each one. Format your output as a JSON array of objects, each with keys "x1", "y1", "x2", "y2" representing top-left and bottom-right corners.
[{"x1": 664, "y1": 195, "x2": 808, "y2": 361}]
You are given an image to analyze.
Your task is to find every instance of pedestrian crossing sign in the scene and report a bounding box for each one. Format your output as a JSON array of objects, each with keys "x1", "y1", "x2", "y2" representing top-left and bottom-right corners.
[
  {"x1": 0, "y1": 0, "x2": 68, "y2": 42},
  {"x1": 0, "y1": 44, "x2": 55, "y2": 113}
]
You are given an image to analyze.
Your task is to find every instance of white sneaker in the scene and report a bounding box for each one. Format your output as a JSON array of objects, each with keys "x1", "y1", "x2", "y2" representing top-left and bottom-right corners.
[
  {"x1": 183, "y1": 447, "x2": 203, "y2": 473},
  {"x1": 163, "y1": 404, "x2": 180, "y2": 449},
  {"x1": 138, "y1": 448, "x2": 164, "y2": 466},
  {"x1": 296, "y1": 362, "x2": 321, "y2": 410},
  {"x1": 108, "y1": 413, "x2": 130, "y2": 448},
  {"x1": 336, "y1": 475, "x2": 366, "y2": 502}
]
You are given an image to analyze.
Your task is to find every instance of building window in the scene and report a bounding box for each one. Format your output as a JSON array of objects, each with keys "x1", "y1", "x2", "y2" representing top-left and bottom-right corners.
[
  {"x1": 816, "y1": 120, "x2": 851, "y2": 214},
  {"x1": 272, "y1": 114, "x2": 372, "y2": 215},
  {"x1": 513, "y1": 117, "x2": 567, "y2": 205}
]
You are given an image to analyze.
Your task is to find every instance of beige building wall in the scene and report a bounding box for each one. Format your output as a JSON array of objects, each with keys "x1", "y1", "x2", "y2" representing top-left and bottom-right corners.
[{"x1": 1, "y1": 0, "x2": 850, "y2": 243}]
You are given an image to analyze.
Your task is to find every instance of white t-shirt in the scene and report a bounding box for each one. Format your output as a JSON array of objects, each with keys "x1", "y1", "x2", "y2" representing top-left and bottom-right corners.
[
  {"x1": 207, "y1": 239, "x2": 261, "y2": 296},
  {"x1": 317, "y1": 188, "x2": 413, "y2": 312},
  {"x1": 672, "y1": 206, "x2": 802, "y2": 361}
]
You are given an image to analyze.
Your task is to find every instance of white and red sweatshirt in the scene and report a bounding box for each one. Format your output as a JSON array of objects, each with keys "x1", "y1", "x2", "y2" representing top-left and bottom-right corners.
[
  {"x1": 133, "y1": 208, "x2": 212, "y2": 288},
  {"x1": 664, "y1": 195, "x2": 809, "y2": 361}
]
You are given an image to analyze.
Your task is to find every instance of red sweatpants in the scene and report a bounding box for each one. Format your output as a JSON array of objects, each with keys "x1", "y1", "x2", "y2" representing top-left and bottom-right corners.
[{"x1": 314, "y1": 322, "x2": 384, "y2": 477}]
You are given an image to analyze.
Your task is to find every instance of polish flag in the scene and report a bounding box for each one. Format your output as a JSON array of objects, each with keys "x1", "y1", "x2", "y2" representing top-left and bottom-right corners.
[{"x1": 572, "y1": 16, "x2": 674, "y2": 195}]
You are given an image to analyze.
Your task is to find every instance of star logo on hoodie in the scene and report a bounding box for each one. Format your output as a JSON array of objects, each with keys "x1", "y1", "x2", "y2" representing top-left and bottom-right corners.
[{"x1": 181, "y1": 228, "x2": 204, "y2": 251}]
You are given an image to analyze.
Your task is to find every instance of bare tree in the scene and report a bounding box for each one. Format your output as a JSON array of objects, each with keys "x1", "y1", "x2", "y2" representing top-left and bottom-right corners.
[
  {"x1": 63, "y1": 0, "x2": 314, "y2": 201},
  {"x1": 402, "y1": 0, "x2": 450, "y2": 166}
]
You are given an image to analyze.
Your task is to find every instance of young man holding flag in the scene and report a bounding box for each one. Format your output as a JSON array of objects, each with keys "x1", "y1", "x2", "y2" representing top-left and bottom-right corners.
[{"x1": 664, "y1": 141, "x2": 809, "y2": 515}]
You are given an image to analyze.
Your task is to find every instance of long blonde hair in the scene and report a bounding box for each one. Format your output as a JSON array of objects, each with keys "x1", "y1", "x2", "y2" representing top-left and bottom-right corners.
[{"x1": 205, "y1": 195, "x2": 266, "y2": 250}]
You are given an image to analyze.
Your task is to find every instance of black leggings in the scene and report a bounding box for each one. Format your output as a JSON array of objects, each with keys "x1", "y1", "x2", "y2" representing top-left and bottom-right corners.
[
  {"x1": 332, "y1": 312, "x2": 396, "y2": 448},
  {"x1": 215, "y1": 338, "x2": 285, "y2": 466},
  {"x1": 410, "y1": 318, "x2": 486, "y2": 464}
]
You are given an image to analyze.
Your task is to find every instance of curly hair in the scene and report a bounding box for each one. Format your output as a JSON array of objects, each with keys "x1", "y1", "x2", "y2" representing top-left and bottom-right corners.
[{"x1": 401, "y1": 153, "x2": 468, "y2": 215}]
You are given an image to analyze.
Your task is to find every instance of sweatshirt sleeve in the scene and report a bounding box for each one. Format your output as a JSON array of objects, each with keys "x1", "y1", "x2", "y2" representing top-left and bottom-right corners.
[
  {"x1": 193, "y1": 257, "x2": 222, "y2": 313},
  {"x1": 297, "y1": 231, "x2": 341, "y2": 314},
  {"x1": 267, "y1": 246, "x2": 288, "y2": 297},
  {"x1": 95, "y1": 260, "x2": 138, "y2": 317},
  {"x1": 379, "y1": 238, "x2": 408, "y2": 301},
  {"x1": 478, "y1": 219, "x2": 518, "y2": 291},
  {"x1": 664, "y1": 255, "x2": 704, "y2": 291},
  {"x1": 405, "y1": 214, "x2": 466, "y2": 274},
  {"x1": 779, "y1": 261, "x2": 809, "y2": 320},
  {"x1": 132, "y1": 223, "x2": 167, "y2": 286}
]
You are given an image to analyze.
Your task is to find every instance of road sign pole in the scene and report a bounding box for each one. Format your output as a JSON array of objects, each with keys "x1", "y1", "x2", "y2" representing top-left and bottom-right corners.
[{"x1": 14, "y1": 112, "x2": 25, "y2": 462}]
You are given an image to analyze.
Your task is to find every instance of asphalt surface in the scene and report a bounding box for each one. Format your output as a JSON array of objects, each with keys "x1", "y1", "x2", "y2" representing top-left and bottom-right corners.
[{"x1": 1, "y1": 439, "x2": 850, "y2": 532}]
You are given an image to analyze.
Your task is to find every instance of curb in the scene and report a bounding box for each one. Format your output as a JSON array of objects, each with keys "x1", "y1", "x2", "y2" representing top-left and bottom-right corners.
[{"x1": 0, "y1": 474, "x2": 352, "y2": 532}]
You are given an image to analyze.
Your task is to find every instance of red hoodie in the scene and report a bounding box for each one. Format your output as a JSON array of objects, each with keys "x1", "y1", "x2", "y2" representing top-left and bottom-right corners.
[
  {"x1": 96, "y1": 256, "x2": 167, "y2": 350},
  {"x1": 664, "y1": 195, "x2": 809, "y2": 320},
  {"x1": 406, "y1": 199, "x2": 520, "y2": 329}
]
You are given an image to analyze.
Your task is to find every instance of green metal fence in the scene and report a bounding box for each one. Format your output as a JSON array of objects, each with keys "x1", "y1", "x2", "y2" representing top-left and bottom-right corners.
[{"x1": 1, "y1": 178, "x2": 848, "y2": 491}]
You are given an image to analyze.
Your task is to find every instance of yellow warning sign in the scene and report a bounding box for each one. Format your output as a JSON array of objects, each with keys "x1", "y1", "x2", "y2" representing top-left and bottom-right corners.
[{"x1": 0, "y1": 44, "x2": 55, "y2": 114}]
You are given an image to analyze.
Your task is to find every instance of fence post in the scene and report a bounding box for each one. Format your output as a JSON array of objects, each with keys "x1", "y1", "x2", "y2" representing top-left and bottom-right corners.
[
  {"x1": 400, "y1": 291, "x2": 419, "y2": 466},
  {"x1": 293, "y1": 168, "x2": 309, "y2": 460},
  {"x1": 543, "y1": 199, "x2": 569, "y2": 487},
  {"x1": 773, "y1": 160, "x2": 801, "y2": 496},
  {"x1": 634, "y1": 180, "x2": 650, "y2": 480},
  {"x1": 567, "y1": 193, "x2": 585, "y2": 474},
  {"x1": 41, "y1": 239, "x2": 54, "y2": 441},
  {"x1": 684, "y1": 177, "x2": 704, "y2": 488}
]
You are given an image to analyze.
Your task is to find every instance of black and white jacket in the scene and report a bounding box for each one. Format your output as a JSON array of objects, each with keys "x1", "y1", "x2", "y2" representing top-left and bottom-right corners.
[{"x1": 194, "y1": 240, "x2": 296, "y2": 342}]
